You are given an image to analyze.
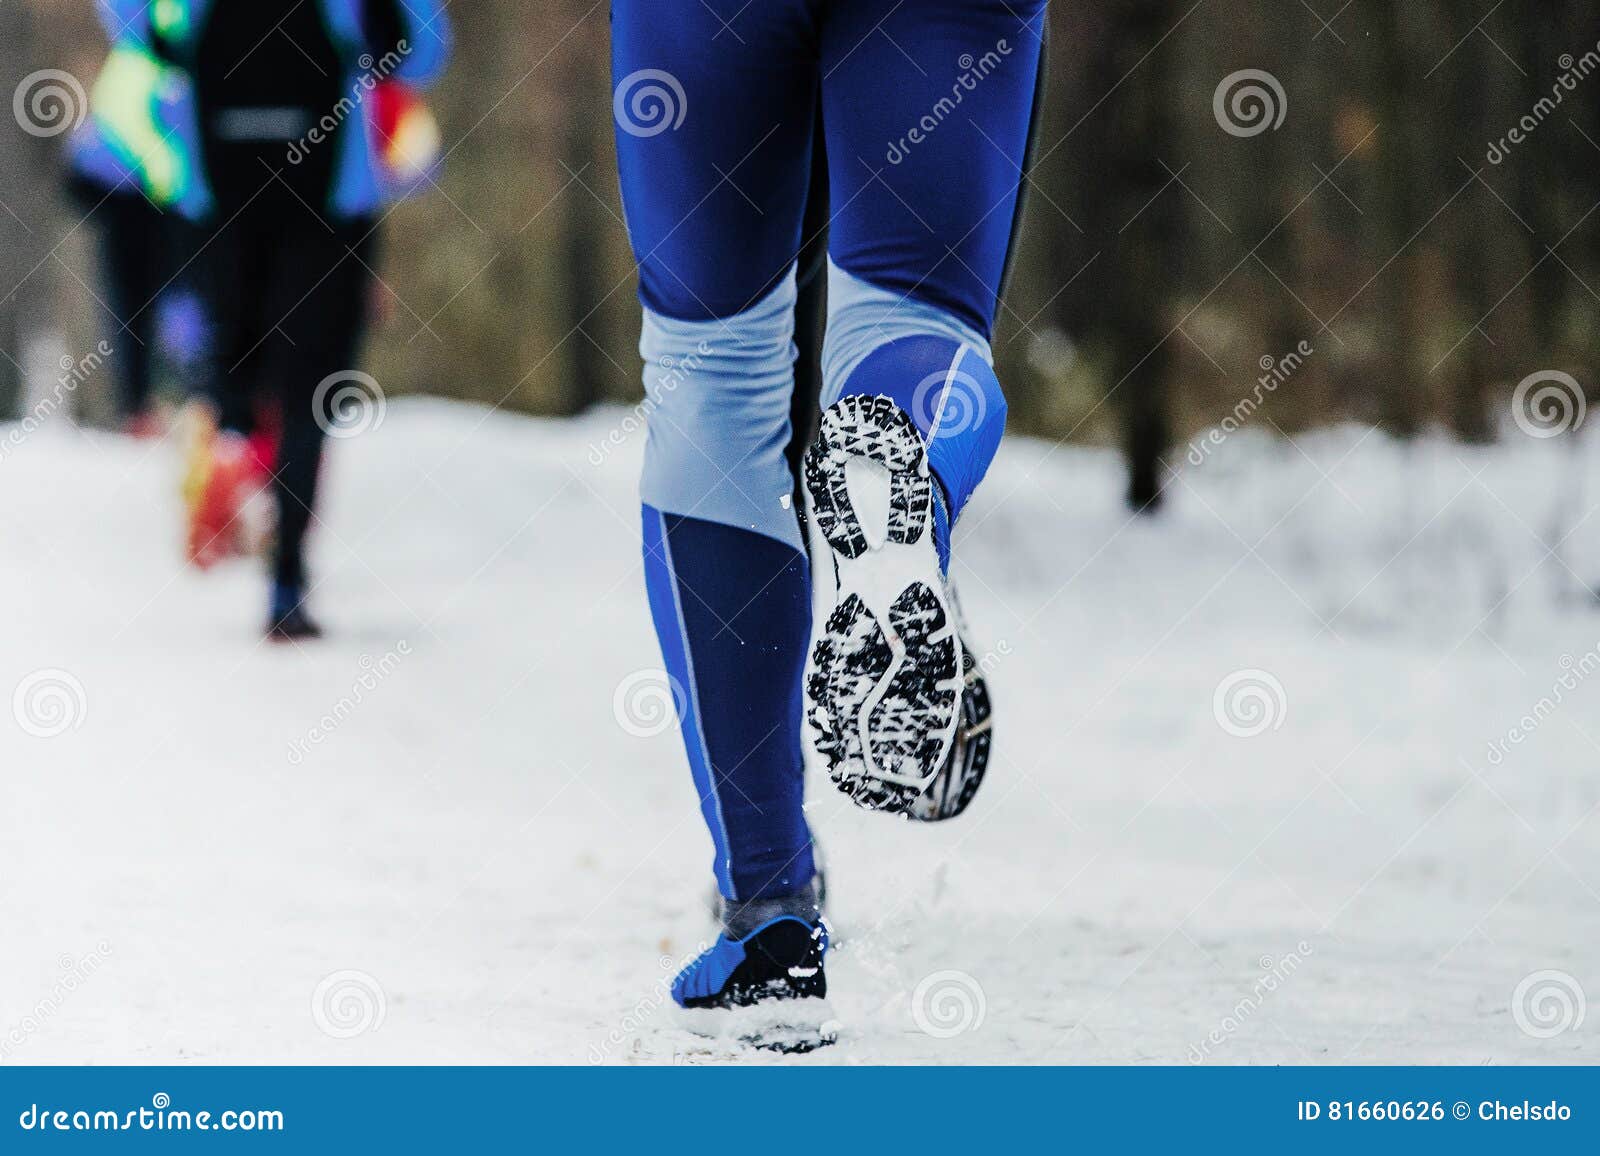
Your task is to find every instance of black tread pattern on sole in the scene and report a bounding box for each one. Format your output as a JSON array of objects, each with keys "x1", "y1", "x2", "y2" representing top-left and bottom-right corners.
[
  {"x1": 804, "y1": 395, "x2": 930, "y2": 559},
  {"x1": 804, "y1": 395, "x2": 962, "y2": 814},
  {"x1": 808, "y1": 583, "x2": 960, "y2": 813},
  {"x1": 908, "y1": 644, "x2": 993, "y2": 822},
  {"x1": 865, "y1": 582, "x2": 959, "y2": 785},
  {"x1": 807, "y1": 593, "x2": 892, "y2": 797}
]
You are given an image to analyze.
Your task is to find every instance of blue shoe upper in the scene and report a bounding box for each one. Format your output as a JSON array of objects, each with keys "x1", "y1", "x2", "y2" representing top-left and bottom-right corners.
[
  {"x1": 930, "y1": 478, "x2": 952, "y2": 576},
  {"x1": 828, "y1": 334, "x2": 1007, "y2": 533},
  {"x1": 671, "y1": 916, "x2": 829, "y2": 1008},
  {"x1": 269, "y1": 582, "x2": 305, "y2": 623}
]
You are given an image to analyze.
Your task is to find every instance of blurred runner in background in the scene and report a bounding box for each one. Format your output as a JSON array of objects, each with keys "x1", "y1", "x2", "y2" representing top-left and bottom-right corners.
[
  {"x1": 64, "y1": 4, "x2": 205, "y2": 437},
  {"x1": 94, "y1": 0, "x2": 450, "y2": 640}
]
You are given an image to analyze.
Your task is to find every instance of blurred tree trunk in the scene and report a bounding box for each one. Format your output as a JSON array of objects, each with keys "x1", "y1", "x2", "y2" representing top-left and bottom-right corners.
[
  {"x1": 558, "y1": 127, "x2": 608, "y2": 414},
  {"x1": 1450, "y1": 24, "x2": 1494, "y2": 443},
  {"x1": 1514, "y1": 13, "x2": 1569, "y2": 362},
  {"x1": 556, "y1": 16, "x2": 611, "y2": 414},
  {"x1": 1367, "y1": 0, "x2": 1425, "y2": 436},
  {"x1": 1093, "y1": 0, "x2": 1183, "y2": 512},
  {"x1": 1234, "y1": 13, "x2": 1299, "y2": 376},
  {"x1": 14, "y1": 0, "x2": 1586, "y2": 448}
]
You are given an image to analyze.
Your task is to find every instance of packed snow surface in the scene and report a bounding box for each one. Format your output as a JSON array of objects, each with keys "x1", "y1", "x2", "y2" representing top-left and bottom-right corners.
[{"x1": 3, "y1": 399, "x2": 1598, "y2": 1064}]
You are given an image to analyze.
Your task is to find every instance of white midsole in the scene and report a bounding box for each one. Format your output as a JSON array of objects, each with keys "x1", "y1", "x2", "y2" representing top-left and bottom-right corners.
[
  {"x1": 807, "y1": 448, "x2": 964, "y2": 790},
  {"x1": 669, "y1": 999, "x2": 841, "y2": 1050}
]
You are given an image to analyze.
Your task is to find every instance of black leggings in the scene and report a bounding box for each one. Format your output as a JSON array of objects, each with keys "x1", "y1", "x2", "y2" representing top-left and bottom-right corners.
[
  {"x1": 75, "y1": 190, "x2": 167, "y2": 419},
  {"x1": 195, "y1": 173, "x2": 374, "y2": 588}
]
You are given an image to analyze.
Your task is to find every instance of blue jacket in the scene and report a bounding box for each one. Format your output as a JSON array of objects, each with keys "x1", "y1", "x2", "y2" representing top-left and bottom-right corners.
[
  {"x1": 86, "y1": 0, "x2": 451, "y2": 221},
  {"x1": 64, "y1": 2, "x2": 147, "y2": 197}
]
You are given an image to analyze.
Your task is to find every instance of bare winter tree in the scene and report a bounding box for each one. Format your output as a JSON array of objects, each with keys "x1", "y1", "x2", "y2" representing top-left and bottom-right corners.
[{"x1": 9, "y1": 0, "x2": 1594, "y2": 455}]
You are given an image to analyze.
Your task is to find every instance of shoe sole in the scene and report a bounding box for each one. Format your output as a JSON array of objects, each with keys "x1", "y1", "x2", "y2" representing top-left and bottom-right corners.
[
  {"x1": 908, "y1": 643, "x2": 994, "y2": 822},
  {"x1": 804, "y1": 396, "x2": 964, "y2": 814},
  {"x1": 673, "y1": 1002, "x2": 840, "y2": 1056}
]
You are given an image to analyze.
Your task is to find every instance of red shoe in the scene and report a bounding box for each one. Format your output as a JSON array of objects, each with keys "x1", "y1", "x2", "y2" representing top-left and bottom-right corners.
[
  {"x1": 186, "y1": 433, "x2": 255, "y2": 569},
  {"x1": 246, "y1": 427, "x2": 278, "y2": 483}
]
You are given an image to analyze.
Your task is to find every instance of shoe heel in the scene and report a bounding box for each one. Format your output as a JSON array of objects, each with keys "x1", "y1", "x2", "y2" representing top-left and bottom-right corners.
[{"x1": 804, "y1": 397, "x2": 963, "y2": 813}]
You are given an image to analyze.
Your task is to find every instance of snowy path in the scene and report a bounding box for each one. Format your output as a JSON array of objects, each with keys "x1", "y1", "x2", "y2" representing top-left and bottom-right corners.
[{"x1": 3, "y1": 399, "x2": 1599, "y2": 1064}]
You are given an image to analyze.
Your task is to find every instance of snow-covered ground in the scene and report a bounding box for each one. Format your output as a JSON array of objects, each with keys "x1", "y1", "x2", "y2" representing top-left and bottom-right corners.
[{"x1": 2, "y1": 398, "x2": 1599, "y2": 1064}]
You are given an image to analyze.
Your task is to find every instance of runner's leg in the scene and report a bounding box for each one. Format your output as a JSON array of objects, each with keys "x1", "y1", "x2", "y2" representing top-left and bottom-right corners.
[
  {"x1": 795, "y1": 1, "x2": 1045, "y2": 810},
  {"x1": 97, "y1": 195, "x2": 159, "y2": 420},
  {"x1": 820, "y1": 0, "x2": 1047, "y2": 524},
  {"x1": 260, "y1": 214, "x2": 372, "y2": 598},
  {"x1": 613, "y1": 0, "x2": 820, "y2": 902}
]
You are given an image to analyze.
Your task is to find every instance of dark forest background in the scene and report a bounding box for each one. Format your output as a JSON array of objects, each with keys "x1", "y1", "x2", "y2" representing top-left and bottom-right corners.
[{"x1": 4, "y1": 2, "x2": 1598, "y2": 507}]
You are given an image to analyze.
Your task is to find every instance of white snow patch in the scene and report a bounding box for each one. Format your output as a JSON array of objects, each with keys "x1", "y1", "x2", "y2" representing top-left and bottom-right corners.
[{"x1": 2, "y1": 401, "x2": 1598, "y2": 1064}]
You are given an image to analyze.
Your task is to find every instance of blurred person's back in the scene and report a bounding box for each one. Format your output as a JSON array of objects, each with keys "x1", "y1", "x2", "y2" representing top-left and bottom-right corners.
[{"x1": 192, "y1": 6, "x2": 342, "y2": 204}]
